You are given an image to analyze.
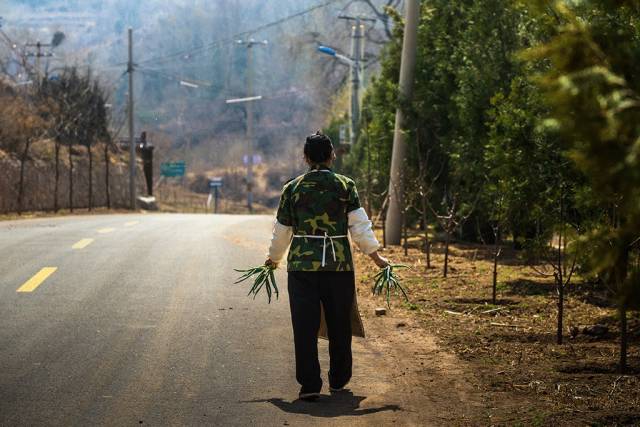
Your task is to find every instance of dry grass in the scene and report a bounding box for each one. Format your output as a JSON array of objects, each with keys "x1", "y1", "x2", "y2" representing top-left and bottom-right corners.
[{"x1": 354, "y1": 233, "x2": 640, "y2": 426}]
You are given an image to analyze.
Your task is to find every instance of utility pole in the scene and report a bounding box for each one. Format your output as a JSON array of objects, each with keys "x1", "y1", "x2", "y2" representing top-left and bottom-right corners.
[
  {"x1": 246, "y1": 43, "x2": 255, "y2": 213},
  {"x1": 350, "y1": 17, "x2": 361, "y2": 146},
  {"x1": 127, "y1": 28, "x2": 136, "y2": 210},
  {"x1": 26, "y1": 40, "x2": 53, "y2": 85},
  {"x1": 236, "y1": 38, "x2": 267, "y2": 213},
  {"x1": 338, "y1": 15, "x2": 374, "y2": 145},
  {"x1": 385, "y1": 0, "x2": 420, "y2": 244}
]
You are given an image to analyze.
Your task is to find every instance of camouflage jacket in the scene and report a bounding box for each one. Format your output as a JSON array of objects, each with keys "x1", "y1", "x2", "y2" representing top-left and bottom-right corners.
[{"x1": 276, "y1": 167, "x2": 360, "y2": 272}]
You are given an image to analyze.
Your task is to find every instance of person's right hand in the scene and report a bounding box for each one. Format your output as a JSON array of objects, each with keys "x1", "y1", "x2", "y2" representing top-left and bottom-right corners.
[{"x1": 369, "y1": 251, "x2": 390, "y2": 268}]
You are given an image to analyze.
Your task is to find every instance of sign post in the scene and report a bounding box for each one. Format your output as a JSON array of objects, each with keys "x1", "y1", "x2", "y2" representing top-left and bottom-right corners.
[{"x1": 208, "y1": 177, "x2": 223, "y2": 214}]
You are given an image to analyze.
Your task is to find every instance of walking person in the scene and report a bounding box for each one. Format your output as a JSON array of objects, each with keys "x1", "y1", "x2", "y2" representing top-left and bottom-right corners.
[{"x1": 265, "y1": 131, "x2": 389, "y2": 401}]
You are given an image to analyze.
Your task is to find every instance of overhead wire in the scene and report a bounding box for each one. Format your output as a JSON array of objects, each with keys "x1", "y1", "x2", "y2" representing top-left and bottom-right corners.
[
  {"x1": 137, "y1": 66, "x2": 212, "y2": 87},
  {"x1": 131, "y1": 0, "x2": 344, "y2": 67}
]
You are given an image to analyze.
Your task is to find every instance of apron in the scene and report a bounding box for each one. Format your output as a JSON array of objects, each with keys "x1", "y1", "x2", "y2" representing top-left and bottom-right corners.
[{"x1": 319, "y1": 290, "x2": 365, "y2": 339}]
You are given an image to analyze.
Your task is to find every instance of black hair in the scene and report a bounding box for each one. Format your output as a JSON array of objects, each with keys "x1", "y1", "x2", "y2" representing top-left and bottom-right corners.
[{"x1": 304, "y1": 131, "x2": 334, "y2": 165}]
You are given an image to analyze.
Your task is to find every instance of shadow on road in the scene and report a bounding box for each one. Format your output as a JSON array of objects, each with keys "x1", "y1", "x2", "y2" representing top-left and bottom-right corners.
[{"x1": 243, "y1": 390, "x2": 402, "y2": 418}]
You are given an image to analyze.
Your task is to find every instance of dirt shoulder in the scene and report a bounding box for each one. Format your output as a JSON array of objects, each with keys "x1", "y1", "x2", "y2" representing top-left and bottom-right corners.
[
  {"x1": 353, "y1": 240, "x2": 640, "y2": 426},
  {"x1": 354, "y1": 284, "x2": 488, "y2": 426}
]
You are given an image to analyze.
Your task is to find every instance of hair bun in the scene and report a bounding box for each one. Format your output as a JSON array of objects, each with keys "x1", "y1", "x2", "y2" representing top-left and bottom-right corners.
[{"x1": 304, "y1": 131, "x2": 334, "y2": 164}]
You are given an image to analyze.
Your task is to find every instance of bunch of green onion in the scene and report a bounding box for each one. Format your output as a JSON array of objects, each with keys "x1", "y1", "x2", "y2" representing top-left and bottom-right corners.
[
  {"x1": 373, "y1": 264, "x2": 410, "y2": 308},
  {"x1": 234, "y1": 265, "x2": 279, "y2": 303}
]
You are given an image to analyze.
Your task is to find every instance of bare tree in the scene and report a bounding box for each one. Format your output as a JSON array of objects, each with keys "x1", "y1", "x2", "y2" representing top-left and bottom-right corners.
[
  {"x1": 0, "y1": 91, "x2": 46, "y2": 215},
  {"x1": 426, "y1": 188, "x2": 479, "y2": 278},
  {"x1": 414, "y1": 127, "x2": 445, "y2": 270},
  {"x1": 528, "y1": 187, "x2": 579, "y2": 345}
]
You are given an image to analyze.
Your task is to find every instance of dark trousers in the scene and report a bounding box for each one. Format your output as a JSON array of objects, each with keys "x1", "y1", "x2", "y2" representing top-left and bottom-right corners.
[{"x1": 288, "y1": 271, "x2": 355, "y2": 393}]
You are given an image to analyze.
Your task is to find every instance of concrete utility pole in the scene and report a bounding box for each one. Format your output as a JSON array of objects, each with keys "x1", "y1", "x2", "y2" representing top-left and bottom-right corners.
[
  {"x1": 385, "y1": 0, "x2": 420, "y2": 244},
  {"x1": 237, "y1": 38, "x2": 267, "y2": 213},
  {"x1": 127, "y1": 28, "x2": 136, "y2": 210}
]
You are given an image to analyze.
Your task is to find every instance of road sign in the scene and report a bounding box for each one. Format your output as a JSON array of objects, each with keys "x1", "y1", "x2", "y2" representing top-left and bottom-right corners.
[
  {"x1": 208, "y1": 178, "x2": 223, "y2": 214},
  {"x1": 339, "y1": 124, "x2": 348, "y2": 145},
  {"x1": 160, "y1": 161, "x2": 186, "y2": 177},
  {"x1": 208, "y1": 177, "x2": 223, "y2": 188},
  {"x1": 243, "y1": 154, "x2": 262, "y2": 166}
]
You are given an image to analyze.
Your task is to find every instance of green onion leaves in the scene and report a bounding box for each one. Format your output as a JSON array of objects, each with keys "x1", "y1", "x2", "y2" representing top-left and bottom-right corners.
[
  {"x1": 234, "y1": 265, "x2": 279, "y2": 303},
  {"x1": 372, "y1": 264, "x2": 410, "y2": 308}
]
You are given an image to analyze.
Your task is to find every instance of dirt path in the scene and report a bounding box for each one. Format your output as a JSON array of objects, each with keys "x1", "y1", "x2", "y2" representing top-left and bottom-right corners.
[{"x1": 352, "y1": 286, "x2": 487, "y2": 426}]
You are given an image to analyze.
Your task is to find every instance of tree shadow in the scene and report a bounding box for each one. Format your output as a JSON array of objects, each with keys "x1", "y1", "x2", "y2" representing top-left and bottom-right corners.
[
  {"x1": 489, "y1": 331, "x2": 558, "y2": 345},
  {"x1": 242, "y1": 390, "x2": 402, "y2": 418},
  {"x1": 445, "y1": 297, "x2": 519, "y2": 306},
  {"x1": 557, "y1": 361, "x2": 640, "y2": 375},
  {"x1": 594, "y1": 413, "x2": 640, "y2": 427},
  {"x1": 450, "y1": 243, "x2": 525, "y2": 266},
  {"x1": 567, "y1": 283, "x2": 614, "y2": 308},
  {"x1": 503, "y1": 279, "x2": 554, "y2": 296}
]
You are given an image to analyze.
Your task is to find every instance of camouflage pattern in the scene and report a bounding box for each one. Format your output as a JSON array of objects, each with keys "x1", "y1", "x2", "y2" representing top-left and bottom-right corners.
[{"x1": 277, "y1": 168, "x2": 360, "y2": 272}]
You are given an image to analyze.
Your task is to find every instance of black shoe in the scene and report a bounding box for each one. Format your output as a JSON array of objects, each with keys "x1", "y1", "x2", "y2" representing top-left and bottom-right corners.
[
  {"x1": 329, "y1": 381, "x2": 349, "y2": 393},
  {"x1": 298, "y1": 391, "x2": 321, "y2": 401}
]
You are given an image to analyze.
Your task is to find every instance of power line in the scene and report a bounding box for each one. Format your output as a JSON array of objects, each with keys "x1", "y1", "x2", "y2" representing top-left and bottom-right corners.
[
  {"x1": 131, "y1": 0, "x2": 344, "y2": 67},
  {"x1": 137, "y1": 66, "x2": 212, "y2": 87}
]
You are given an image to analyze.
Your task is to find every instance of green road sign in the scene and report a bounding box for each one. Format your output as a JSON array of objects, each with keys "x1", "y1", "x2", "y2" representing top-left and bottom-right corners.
[{"x1": 160, "y1": 161, "x2": 186, "y2": 177}]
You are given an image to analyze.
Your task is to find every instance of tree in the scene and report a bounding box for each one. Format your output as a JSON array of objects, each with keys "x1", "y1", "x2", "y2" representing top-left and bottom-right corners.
[
  {"x1": 0, "y1": 90, "x2": 46, "y2": 214},
  {"x1": 39, "y1": 68, "x2": 110, "y2": 211},
  {"x1": 525, "y1": 0, "x2": 640, "y2": 371}
]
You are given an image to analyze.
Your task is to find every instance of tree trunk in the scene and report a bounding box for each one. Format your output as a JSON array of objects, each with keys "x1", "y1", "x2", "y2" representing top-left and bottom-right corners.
[
  {"x1": 421, "y1": 193, "x2": 431, "y2": 269},
  {"x1": 68, "y1": 145, "x2": 74, "y2": 212},
  {"x1": 17, "y1": 140, "x2": 31, "y2": 215},
  {"x1": 493, "y1": 245, "x2": 500, "y2": 305},
  {"x1": 105, "y1": 144, "x2": 111, "y2": 209},
  {"x1": 403, "y1": 211, "x2": 408, "y2": 256},
  {"x1": 557, "y1": 196, "x2": 565, "y2": 345},
  {"x1": 382, "y1": 208, "x2": 387, "y2": 249},
  {"x1": 557, "y1": 276, "x2": 564, "y2": 345},
  {"x1": 88, "y1": 144, "x2": 93, "y2": 211},
  {"x1": 54, "y1": 142, "x2": 60, "y2": 212},
  {"x1": 619, "y1": 306, "x2": 628, "y2": 374},
  {"x1": 444, "y1": 230, "x2": 450, "y2": 278}
]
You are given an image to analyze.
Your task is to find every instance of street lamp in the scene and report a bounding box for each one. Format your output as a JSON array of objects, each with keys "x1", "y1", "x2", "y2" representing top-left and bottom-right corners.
[
  {"x1": 317, "y1": 45, "x2": 354, "y2": 65},
  {"x1": 316, "y1": 42, "x2": 361, "y2": 146},
  {"x1": 179, "y1": 80, "x2": 199, "y2": 89}
]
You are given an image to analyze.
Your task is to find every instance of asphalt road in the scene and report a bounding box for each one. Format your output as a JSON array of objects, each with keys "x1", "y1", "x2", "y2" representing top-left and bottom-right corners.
[{"x1": 0, "y1": 213, "x2": 409, "y2": 426}]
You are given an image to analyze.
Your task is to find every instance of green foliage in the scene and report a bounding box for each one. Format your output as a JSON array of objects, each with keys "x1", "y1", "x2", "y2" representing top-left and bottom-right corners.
[
  {"x1": 234, "y1": 265, "x2": 279, "y2": 304},
  {"x1": 351, "y1": 0, "x2": 567, "y2": 239},
  {"x1": 354, "y1": 0, "x2": 640, "y2": 363},
  {"x1": 523, "y1": 0, "x2": 640, "y2": 313}
]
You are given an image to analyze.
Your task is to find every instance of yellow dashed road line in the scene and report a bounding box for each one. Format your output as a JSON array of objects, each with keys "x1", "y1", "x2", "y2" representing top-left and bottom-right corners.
[
  {"x1": 72, "y1": 238, "x2": 94, "y2": 249},
  {"x1": 124, "y1": 221, "x2": 139, "y2": 227},
  {"x1": 97, "y1": 228, "x2": 116, "y2": 234},
  {"x1": 17, "y1": 267, "x2": 57, "y2": 293}
]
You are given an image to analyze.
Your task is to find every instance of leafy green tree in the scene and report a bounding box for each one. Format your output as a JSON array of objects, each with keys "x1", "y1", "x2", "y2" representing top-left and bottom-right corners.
[{"x1": 524, "y1": 0, "x2": 640, "y2": 372}]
